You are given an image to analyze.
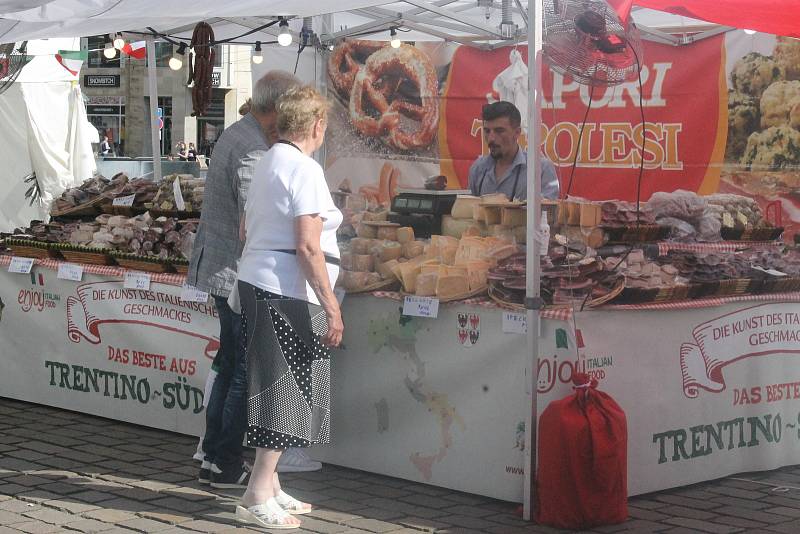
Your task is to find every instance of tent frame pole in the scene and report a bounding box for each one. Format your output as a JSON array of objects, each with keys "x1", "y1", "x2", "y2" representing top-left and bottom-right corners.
[
  {"x1": 523, "y1": 0, "x2": 543, "y2": 522},
  {"x1": 146, "y1": 35, "x2": 162, "y2": 181}
]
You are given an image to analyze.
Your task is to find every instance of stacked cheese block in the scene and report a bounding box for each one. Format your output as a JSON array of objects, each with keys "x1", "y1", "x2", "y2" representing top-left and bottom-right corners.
[
  {"x1": 339, "y1": 223, "x2": 420, "y2": 292},
  {"x1": 393, "y1": 235, "x2": 516, "y2": 300},
  {"x1": 441, "y1": 193, "x2": 529, "y2": 243}
]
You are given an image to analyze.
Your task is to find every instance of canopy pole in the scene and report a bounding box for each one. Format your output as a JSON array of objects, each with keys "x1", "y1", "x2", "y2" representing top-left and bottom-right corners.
[
  {"x1": 523, "y1": 0, "x2": 543, "y2": 522},
  {"x1": 146, "y1": 35, "x2": 162, "y2": 181}
]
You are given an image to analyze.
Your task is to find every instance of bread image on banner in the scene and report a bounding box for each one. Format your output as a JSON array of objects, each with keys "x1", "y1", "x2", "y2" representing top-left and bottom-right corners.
[
  {"x1": 327, "y1": 39, "x2": 442, "y2": 155},
  {"x1": 722, "y1": 32, "x2": 800, "y2": 240}
]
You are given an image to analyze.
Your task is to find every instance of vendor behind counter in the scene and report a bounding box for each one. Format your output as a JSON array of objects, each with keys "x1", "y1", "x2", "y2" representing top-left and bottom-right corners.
[{"x1": 468, "y1": 101, "x2": 559, "y2": 201}]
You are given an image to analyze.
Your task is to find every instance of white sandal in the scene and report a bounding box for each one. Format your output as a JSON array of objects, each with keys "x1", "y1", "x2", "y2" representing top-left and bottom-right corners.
[
  {"x1": 235, "y1": 498, "x2": 300, "y2": 529},
  {"x1": 275, "y1": 490, "x2": 313, "y2": 515}
]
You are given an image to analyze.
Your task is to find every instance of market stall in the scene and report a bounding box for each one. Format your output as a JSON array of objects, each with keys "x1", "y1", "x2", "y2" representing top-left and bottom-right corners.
[{"x1": 3, "y1": 0, "x2": 800, "y2": 519}]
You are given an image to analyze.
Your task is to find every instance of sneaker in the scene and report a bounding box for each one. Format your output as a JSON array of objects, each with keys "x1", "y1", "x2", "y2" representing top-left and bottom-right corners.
[
  {"x1": 198, "y1": 460, "x2": 220, "y2": 485},
  {"x1": 276, "y1": 449, "x2": 322, "y2": 473},
  {"x1": 210, "y1": 463, "x2": 251, "y2": 489}
]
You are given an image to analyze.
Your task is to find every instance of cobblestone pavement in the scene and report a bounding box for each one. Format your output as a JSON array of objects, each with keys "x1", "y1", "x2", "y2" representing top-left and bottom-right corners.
[{"x1": 2, "y1": 397, "x2": 800, "y2": 533}]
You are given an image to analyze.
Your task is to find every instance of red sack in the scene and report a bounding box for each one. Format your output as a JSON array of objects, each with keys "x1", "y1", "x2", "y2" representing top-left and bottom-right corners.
[{"x1": 535, "y1": 373, "x2": 628, "y2": 529}]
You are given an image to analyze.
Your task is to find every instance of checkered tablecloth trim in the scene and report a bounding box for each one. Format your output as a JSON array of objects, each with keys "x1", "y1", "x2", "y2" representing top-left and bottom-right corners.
[
  {"x1": 656, "y1": 241, "x2": 781, "y2": 256},
  {"x1": 607, "y1": 292, "x2": 800, "y2": 310},
  {"x1": 0, "y1": 255, "x2": 187, "y2": 286},
  {"x1": 368, "y1": 291, "x2": 573, "y2": 321}
]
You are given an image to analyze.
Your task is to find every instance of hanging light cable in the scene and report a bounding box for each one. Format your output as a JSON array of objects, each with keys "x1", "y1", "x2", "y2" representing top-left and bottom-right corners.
[
  {"x1": 390, "y1": 27, "x2": 401, "y2": 48},
  {"x1": 169, "y1": 41, "x2": 187, "y2": 70},
  {"x1": 252, "y1": 41, "x2": 263, "y2": 64},
  {"x1": 278, "y1": 18, "x2": 293, "y2": 47}
]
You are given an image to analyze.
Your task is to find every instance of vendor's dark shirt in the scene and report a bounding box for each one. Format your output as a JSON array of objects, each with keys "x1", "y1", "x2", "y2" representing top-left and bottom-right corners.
[{"x1": 467, "y1": 148, "x2": 560, "y2": 200}]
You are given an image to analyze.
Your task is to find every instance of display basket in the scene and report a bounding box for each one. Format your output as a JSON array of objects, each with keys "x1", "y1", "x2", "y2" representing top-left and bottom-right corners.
[
  {"x1": 652, "y1": 284, "x2": 692, "y2": 303},
  {"x1": 5, "y1": 238, "x2": 61, "y2": 260},
  {"x1": 101, "y1": 205, "x2": 143, "y2": 217},
  {"x1": 58, "y1": 245, "x2": 116, "y2": 266},
  {"x1": 110, "y1": 251, "x2": 175, "y2": 273},
  {"x1": 762, "y1": 276, "x2": 800, "y2": 293},
  {"x1": 720, "y1": 227, "x2": 783, "y2": 241},
  {"x1": 345, "y1": 278, "x2": 401, "y2": 294},
  {"x1": 171, "y1": 259, "x2": 189, "y2": 274},
  {"x1": 585, "y1": 278, "x2": 626, "y2": 307},
  {"x1": 614, "y1": 285, "x2": 659, "y2": 304},
  {"x1": 603, "y1": 224, "x2": 669, "y2": 243},
  {"x1": 50, "y1": 195, "x2": 109, "y2": 218},
  {"x1": 488, "y1": 285, "x2": 525, "y2": 310},
  {"x1": 714, "y1": 278, "x2": 752, "y2": 297}
]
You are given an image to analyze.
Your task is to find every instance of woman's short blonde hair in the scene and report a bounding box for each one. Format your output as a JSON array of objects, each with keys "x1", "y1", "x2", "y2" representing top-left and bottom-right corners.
[{"x1": 276, "y1": 85, "x2": 331, "y2": 139}]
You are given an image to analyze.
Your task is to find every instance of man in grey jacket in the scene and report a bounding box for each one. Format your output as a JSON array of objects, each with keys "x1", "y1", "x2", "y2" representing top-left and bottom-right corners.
[{"x1": 189, "y1": 71, "x2": 302, "y2": 488}]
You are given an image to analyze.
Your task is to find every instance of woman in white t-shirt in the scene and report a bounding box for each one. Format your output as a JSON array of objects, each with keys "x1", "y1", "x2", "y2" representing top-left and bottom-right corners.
[{"x1": 235, "y1": 86, "x2": 342, "y2": 530}]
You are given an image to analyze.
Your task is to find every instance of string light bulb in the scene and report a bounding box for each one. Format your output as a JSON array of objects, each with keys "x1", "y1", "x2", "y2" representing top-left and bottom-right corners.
[
  {"x1": 103, "y1": 36, "x2": 117, "y2": 59},
  {"x1": 113, "y1": 33, "x2": 125, "y2": 50},
  {"x1": 278, "y1": 19, "x2": 292, "y2": 47},
  {"x1": 168, "y1": 41, "x2": 187, "y2": 71},
  {"x1": 252, "y1": 41, "x2": 263, "y2": 64},
  {"x1": 390, "y1": 28, "x2": 401, "y2": 48},
  {"x1": 744, "y1": 29, "x2": 756, "y2": 35}
]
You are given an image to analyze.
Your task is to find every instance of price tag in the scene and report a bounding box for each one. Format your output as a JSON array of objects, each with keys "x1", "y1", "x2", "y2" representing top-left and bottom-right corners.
[
  {"x1": 334, "y1": 287, "x2": 346, "y2": 305},
  {"x1": 112, "y1": 194, "x2": 136, "y2": 207},
  {"x1": 173, "y1": 177, "x2": 186, "y2": 211},
  {"x1": 57, "y1": 263, "x2": 84, "y2": 281},
  {"x1": 8, "y1": 257, "x2": 34, "y2": 274},
  {"x1": 180, "y1": 284, "x2": 209, "y2": 303},
  {"x1": 502, "y1": 311, "x2": 527, "y2": 335},
  {"x1": 402, "y1": 296, "x2": 439, "y2": 318},
  {"x1": 124, "y1": 271, "x2": 151, "y2": 290}
]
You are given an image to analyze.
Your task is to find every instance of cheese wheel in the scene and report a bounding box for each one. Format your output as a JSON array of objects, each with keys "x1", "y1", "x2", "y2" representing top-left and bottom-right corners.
[
  {"x1": 349, "y1": 238, "x2": 372, "y2": 255},
  {"x1": 378, "y1": 242, "x2": 403, "y2": 262},
  {"x1": 454, "y1": 238, "x2": 489, "y2": 264},
  {"x1": 366, "y1": 272, "x2": 382, "y2": 286},
  {"x1": 378, "y1": 259, "x2": 400, "y2": 280},
  {"x1": 403, "y1": 241, "x2": 424, "y2": 258},
  {"x1": 340, "y1": 252, "x2": 354, "y2": 271},
  {"x1": 441, "y1": 215, "x2": 476, "y2": 239},
  {"x1": 416, "y1": 272, "x2": 439, "y2": 296},
  {"x1": 436, "y1": 274, "x2": 470, "y2": 298},
  {"x1": 501, "y1": 207, "x2": 526, "y2": 227},
  {"x1": 353, "y1": 254, "x2": 375, "y2": 272},
  {"x1": 398, "y1": 263, "x2": 422, "y2": 292},
  {"x1": 451, "y1": 195, "x2": 481, "y2": 219},
  {"x1": 356, "y1": 223, "x2": 377, "y2": 238},
  {"x1": 376, "y1": 226, "x2": 399, "y2": 241},
  {"x1": 441, "y1": 244, "x2": 458, "y2": 265},
  {"x1": 362, "y1": 210, "x2": 388, "y2": 222},
  {"x1": 343, "y1": 271, "x2": 371, "y2": 291},
  {"x1": 462, "y1": 224, "x2": 483, "y2": 238},
  {"x1": 397, "y1": 226, "x2": 415, "y2": 244},
  {"x1": 466, "y1": 260, "x2": 491, "y2": 291}
]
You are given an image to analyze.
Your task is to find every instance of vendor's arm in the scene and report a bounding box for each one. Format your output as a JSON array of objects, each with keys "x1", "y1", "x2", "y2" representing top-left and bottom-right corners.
[
  {"x1": 541, "y1": 158, "x2": 560, "y2": 200},
  {"x1": 295, "y1": 214, "x2": 343, "y2": 347}
]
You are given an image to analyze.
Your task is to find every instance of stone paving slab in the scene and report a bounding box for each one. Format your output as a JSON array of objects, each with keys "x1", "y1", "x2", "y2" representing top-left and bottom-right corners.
[{"x1": 4, "y1": 397, "x2": 800, "y2": 533}]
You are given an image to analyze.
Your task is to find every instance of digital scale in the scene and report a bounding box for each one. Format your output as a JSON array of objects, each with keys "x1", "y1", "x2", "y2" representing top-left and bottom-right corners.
[{"x1": 389, "y1": 188, "x2": 471, "y2": 237}]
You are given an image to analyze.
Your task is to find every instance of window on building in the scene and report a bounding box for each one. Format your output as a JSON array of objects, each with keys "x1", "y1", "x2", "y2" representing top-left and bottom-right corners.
[
  {"x1": 212, "y1": 45, "x2": 223, "y2": 68},
  {"x1": 86, "y1": 35, "x2": 121, "y2": 68},
  {"x1": 145, "y1": 42, "x2": 174, "y2": 67}
]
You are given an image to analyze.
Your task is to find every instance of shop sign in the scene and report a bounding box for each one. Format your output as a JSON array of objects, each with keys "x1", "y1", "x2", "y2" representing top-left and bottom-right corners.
[
  {"x1": 87, "y1": 96, "x2": 124, "y2": 106},
  {"x1": 211, "y1": 70, "x2": 221, "y2": 87},
  {"x1": 84, "y1": 74, "x2": 120, "y2": 88},
  {"x1": 87, "y1": 105, "x2": 125, "y2": 115}
]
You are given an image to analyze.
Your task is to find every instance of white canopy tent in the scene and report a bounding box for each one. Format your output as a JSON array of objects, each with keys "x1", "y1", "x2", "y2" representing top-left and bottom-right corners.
[
  {"x1": 0, "y1": 38, "x2": 97, "y2": 230},
  {"x1": 0, "y1": 0, "x2": 750, "y2": 520}
]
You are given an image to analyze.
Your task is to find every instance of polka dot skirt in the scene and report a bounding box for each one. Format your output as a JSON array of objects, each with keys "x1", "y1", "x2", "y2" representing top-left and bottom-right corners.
[{"x1": 239, "y1": 283, "x2": 331, "y2": 450}]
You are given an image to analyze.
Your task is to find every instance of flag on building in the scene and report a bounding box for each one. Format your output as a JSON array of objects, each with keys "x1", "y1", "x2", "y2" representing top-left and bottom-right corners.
[
  {"x1": 121, "y1": 41, "x2": 146, "y2": 59},
  {"x1": 55, "y1": 50, "x2": 86, "y2": 76}
]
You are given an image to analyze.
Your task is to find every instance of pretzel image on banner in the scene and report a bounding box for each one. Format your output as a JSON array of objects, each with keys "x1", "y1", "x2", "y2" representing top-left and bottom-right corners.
[{"x1": 330, "y1": 40, "x2": 439, "y2": 151}]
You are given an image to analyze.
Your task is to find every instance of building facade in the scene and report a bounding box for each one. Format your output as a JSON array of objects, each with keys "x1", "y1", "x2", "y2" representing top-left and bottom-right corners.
[{"x1": 80, "y1": 37, "x2": 253, "y2": 158}]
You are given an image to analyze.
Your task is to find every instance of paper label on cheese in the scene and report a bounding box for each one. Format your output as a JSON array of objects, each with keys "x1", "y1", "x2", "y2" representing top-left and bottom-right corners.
[
  {"x1": 173, "y1": 177, "x2": 186, "y2": 211},
  {"x1": 402, "y1": 296, "x2": 439, "y2": 318},
  {"x1": 502, "y1": 311, "x2": 527, "y2": 334},
  {"x1": 57, "y1": 263, "x2": 84, "y2": 281},
  {"x1": 124, "y1": 271, "x2": 151, "y2": 290},
  {"x1": 8, "y1": 257, "x2": 34, "y2": 274},
  {"x1": 112, "y1": 194, "x2": 136, "y2": 207}
]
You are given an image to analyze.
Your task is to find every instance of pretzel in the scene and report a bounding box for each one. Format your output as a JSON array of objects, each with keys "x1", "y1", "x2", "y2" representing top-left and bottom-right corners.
[
  {"x1": 348, "y1": 45, "x2": 439, "y2": 151},
  {"x1": 328, "y1": 39, "x2": 387, "y2": 99}
]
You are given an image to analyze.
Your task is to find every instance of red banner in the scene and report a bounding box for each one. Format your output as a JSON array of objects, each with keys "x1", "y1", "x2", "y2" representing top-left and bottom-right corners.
[{"x1": 440, "y1": 37, "x2": 727, "y2": 201}]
